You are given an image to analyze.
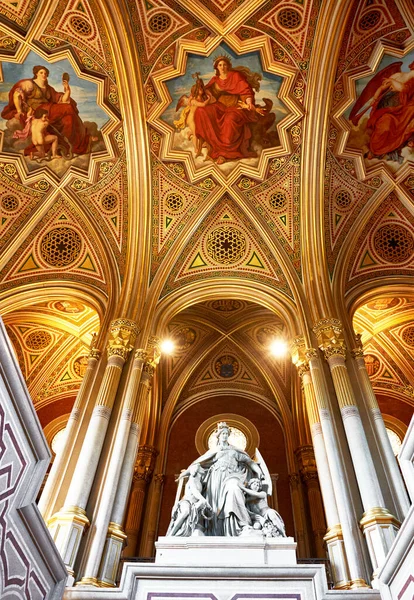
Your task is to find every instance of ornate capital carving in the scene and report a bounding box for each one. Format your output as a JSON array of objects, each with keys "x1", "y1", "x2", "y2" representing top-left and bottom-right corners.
[
  {"x1": 288, "y1": 472, "x2": 300, "y2": 486},
  {"x1": 291, "y1": 337, "x2": 309, "y2": 376},
  {"x1": 88, "y1": 347, "x2": 101, "y2": 360},
  {"x1": 107, "y1": 319, "x2": 140, "y2": 361},
  {"x1": 351, "y1": 333, "x2": 364, "y2": 358},
  {"x1": 135, "y1": 349, "x2": 148, "y2": 361},
  {"x1": 154, "y1": 473, "x2": 165, "y2": 485},
  {"x1": 146, "y1": 335, "x2": 161, "y2": 368},
  {"x1": 313, "y1": 318, "x2": 347, "y2": 361},
  {"x1": 295, "y1": 445, "x2": 318, "y2": 481},
  {"x1": 143, "y1": 362, "x2": 155, "y2": 378},
  {"x1": 305, "y1": 347, "x2": 319, "y2": 361},
  {"x1": 134, "y1": 445, "x2": 158, "y2": 483}
]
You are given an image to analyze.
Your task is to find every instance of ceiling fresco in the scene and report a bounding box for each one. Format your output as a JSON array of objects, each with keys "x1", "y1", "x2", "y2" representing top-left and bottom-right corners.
[{"x1": 0, "y1": 0, "x2": 412, "y2": 441}]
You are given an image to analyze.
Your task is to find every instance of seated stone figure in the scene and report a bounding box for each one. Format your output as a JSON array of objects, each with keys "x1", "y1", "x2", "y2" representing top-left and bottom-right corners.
[
  {"x1": 240, "y1": 478, "x2": 286, "y2": 537},
  {"x1": 166, "y1": 463, "x2": 211, "y2": 536}
]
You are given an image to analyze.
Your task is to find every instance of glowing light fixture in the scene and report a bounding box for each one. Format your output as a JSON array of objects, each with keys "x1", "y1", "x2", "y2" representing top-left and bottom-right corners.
[
  {"x1": 269, "y1": 338, "x2": 288, "y2": 357},
  {"x1": 160, "y1": 339, "x2": 175, "y2": 355}
]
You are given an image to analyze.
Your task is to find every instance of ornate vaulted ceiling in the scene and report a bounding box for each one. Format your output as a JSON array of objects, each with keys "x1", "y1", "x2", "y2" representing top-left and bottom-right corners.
[{"x1": 0, "y1": 0, "x2": 413, "y2": 440}]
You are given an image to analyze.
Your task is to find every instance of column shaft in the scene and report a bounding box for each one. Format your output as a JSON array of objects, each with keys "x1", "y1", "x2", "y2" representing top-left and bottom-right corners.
[
  {"x1": 38, "y1": 350, "x2": 100, "y2": 520},
  {"x1": 141, "y1": 474, "x2": 165, "y2": 557},
  {"x1": 353, "y1": 352, "x2": 410, "y2": 519},
  {"x1": 309, "y1": 354, "x2": 369, "y2": 587}
]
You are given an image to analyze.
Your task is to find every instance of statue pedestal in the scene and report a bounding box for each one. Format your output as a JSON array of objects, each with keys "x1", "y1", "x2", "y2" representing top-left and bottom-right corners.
[{"x1": 155, "y1": 536, "x2": 297, "y2": 566}]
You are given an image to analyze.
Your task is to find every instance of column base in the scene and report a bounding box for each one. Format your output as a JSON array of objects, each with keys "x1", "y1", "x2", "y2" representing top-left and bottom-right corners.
[
  {"x1": 75, "y1": 577, "x2": 100, "y2": 587},
  {"x1": 360, "y1": 507, "x2": 400, "y2": 579},
  {"x1": 97, "y1": 522, "x2": 127, "y2": 587},
  {"x1": 323, "y1": 524, "x2": 350, "y2": 589},
  {"x1": 350, "y1": 578, "x2": 370, "y2": 588},
  {"x1": 47, "y1": 505, "x2": 89, "y2": 576}
]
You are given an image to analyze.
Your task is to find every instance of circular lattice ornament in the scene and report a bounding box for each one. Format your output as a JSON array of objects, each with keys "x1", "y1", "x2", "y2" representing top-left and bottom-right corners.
[
  {"x1": 101, "y1": 193, "x2": 118, "y2": 212},
  {"x1": 206, "y1": 226, "x2": 246, "y2": 265},
  {"x1": 401, "y1": 326, "x2": 414, "y2": 347},
  {"x1": 335, "y1": 190, "x2": 352, "y2": 209},
  {"x1": 269, "y1": 191, "x2": 287, "y2": 210},
  {"x1": 40, "y1": 227, "x2": 82, "y2": 267},
  {"x1": 165, "y1": 192, "x2": 184, "y2": 212},
  {"x1": 373, "y1": 224, "x2": 414, "y2": 264},
  {"x1": 2, "y1": 195, "x2": 19, "y2": 212},
  {"x1": 277, "y1": 8, "x2": 302, "y2": 29},
  {"x1": 149, "y1": 13, "x2": 171, "y2": 32},
  {"x1": 359, "y1": 10, "x2": 381, "y2": 30},
  {"x1": 26, "y1": 330, "x2": 52, "y2": 350},
  {"x1": 69, "y1": 15, "x2": 92, "y2": 36}
]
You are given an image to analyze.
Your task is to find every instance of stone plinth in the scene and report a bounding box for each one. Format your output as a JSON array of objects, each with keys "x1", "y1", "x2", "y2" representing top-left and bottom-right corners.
[{"x1": 155, "y1": 535, "x2": 297, "y2": 566}]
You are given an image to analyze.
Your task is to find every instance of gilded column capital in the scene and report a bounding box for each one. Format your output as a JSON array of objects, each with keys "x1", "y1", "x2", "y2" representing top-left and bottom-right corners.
[
  {"x1": 133, "y1": 445, "x2": 158, "y2": 483},
  {"x1": 88, "y1": 347, "x2": 101, "y2": 360},
  {"x1": 154, "y1": 473, "x2": 165, "y2": 485},
  {"x1": 305, "y1": 347, "x2": 319, "y2": 361},
  {"x1": 313, "y1": 318, "x2": 347, "y2": 361},
  {"x1": 295, "y1": 445, "x2": 318, "y2": 482},
  {"x1": 351, "y1": 333, "x2": 365, "y2": 359},
  {"x1": 135, "y1": 349, "x2": 148, "y2": 361},
  {"x1": 291, "y1": 337, "x2": 309, "y2": 375},
  {"x1": 107, "y1": 319, "x2": 140, "y2": 361}
]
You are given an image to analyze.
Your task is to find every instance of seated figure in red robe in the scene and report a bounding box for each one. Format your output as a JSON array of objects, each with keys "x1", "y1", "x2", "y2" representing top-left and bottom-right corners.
[
  {"x1": 193, "y1": 56, "x2": 266, "y2": 165},
  {"x1": 1, "y1": 65, "x2": 94, "y2": 157}
]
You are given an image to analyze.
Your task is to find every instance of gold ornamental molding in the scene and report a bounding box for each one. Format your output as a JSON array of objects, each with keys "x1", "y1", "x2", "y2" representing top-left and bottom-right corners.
[{"x1": 107, "y1": 318, "x2": 140, "y2": 361}]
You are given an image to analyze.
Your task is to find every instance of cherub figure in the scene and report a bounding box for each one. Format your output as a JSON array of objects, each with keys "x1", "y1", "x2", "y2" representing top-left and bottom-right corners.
[
  {"x1": 13, "y1": 107, "x2": 61, "y2": 161},
  {"x1": 240, "y1": 478, "x2": 286, "y2": 537},
  {"x1": 29, "y1": 108, "x2": 61, "y2": 160},
  {"x1": 174, "y1": 73, "x2": 214, "y2": 156},
  {"x1": 166, "y1": 463, "x2": 212, "y2": 536}
]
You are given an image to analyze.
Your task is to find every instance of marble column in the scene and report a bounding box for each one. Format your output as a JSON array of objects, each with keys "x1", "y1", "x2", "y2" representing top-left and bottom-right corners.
[
  {"x1": 352, "y1": 337, "x2": 410, "y2": 520},
  {"x1": 38, "y1": 346, "x2": 101, "y2": 521},
  {"x1": 289, "y1": 472, "x2": 310, "y2": 557},
  {"x1": 291, "y1": 338, "x2": 350, "y2": 587},
  {"x1": 141, "y1": 474, "x2": 165, "y2": 557},
  {"x1": 47, "y1": 319, "x2": 139, "y2": 584},
  {"x1": 295, "y1": 445, "x2": 326, "y2": 559},
  {"x1": 96, "y1": 342, "x2": 161, "y2": 587},
  {"x1": 314, "y1": 319, "x2": 400, "y2": 583},
  {"x1": 76, "y1": 344, "x2": 157, "y2": 587},
  {"x1": 306, "y1": 347, "x2": 369, "y2": 588}
]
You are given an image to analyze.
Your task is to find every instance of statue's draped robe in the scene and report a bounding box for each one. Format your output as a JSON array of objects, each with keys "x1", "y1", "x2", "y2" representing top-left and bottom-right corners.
[{"x1": 200, "y1": 445, "x2": 253, "y2": 535}]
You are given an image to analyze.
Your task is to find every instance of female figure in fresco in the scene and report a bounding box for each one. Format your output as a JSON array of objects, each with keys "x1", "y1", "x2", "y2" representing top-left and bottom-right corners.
[
  {"x1": 350, "y1": 60, "x2": 414, "y2": 162},
  {"x1": 1, "y1": 65, "x2": 95, "y2": 156},
  {"x1": 188, "y1": 421, "x2": 264, "y2": 536},
  {"x1": 192, "y1": 56, "x2": 266, "y2": 165}
]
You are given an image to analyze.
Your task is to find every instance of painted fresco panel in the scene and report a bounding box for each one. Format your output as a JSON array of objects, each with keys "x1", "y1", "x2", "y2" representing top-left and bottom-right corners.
[
  {"x1": 162, "y1": 45, "x2": 286, "y2": 173},
  {"x1": 0, "y1": 52, "x2": 107, "y2": 175},
  {"x1": 347, "y1": 53, "x2": 414, "y2": 172}
]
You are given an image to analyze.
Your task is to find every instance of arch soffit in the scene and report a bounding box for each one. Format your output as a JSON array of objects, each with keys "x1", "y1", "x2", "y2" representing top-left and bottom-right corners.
[
  {"x1": 146, "y1": 280, "x2": 307, "y2": 343},
  {"x1": 157, "y1": 388, "x2": 296, "y2": 473}
]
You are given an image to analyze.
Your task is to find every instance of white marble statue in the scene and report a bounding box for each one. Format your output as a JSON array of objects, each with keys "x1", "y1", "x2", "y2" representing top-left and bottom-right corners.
[{"x1": 167, "y1": 421, "x2": 286, "y2": 537}]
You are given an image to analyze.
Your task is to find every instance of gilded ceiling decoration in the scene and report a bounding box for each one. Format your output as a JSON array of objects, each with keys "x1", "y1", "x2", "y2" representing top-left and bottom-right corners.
[{"x1": 0, "y1": 0, "x2": 413, "y2": 438}]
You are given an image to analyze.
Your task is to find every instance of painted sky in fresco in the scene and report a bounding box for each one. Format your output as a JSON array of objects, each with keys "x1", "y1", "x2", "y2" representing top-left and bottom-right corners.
[
  {"x1": 162, "y1": 44, "x2": 287, "y2": 126},
  {"x1": 0, "y1": 51, "x2": 108, "y2": 128}
]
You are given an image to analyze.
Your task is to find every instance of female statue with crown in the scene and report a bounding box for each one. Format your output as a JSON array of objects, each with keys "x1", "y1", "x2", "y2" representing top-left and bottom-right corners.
[
  {"x1": 186, "y1": 421, "x2": 264, "y2": 536},
  {"x1": 192, "y1": 55, "x2": 266, "y2": 165}
]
